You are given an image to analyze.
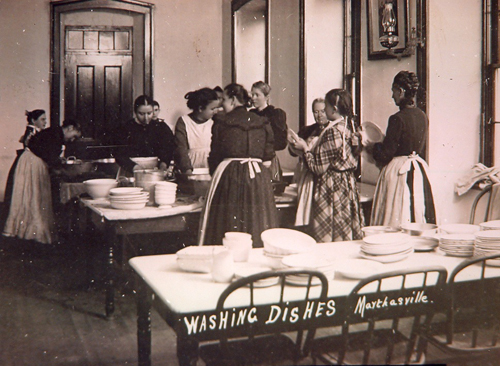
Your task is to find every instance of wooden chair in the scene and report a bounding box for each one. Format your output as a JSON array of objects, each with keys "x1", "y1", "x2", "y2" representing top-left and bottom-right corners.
[
  {"x1": 198, "y1": 269, "x2": 329, "y2": 366},
  {"x1": 415, "y1": 254, "x2": 500, "y2": 365},
  {"x1": 469, "y1": 185, "x2": 493, "y2": 224},
  {"x1": 308, "y1": 266, "x2": 448, "y2": 365}
]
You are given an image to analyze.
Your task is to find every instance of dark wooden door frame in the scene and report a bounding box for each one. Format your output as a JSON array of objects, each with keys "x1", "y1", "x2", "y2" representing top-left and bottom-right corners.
[{"x1": 50, "y1": 0, "x2": 153, "y2": 127}]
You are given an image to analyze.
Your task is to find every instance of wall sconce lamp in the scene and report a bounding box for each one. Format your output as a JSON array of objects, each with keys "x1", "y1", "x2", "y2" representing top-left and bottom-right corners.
[{"x1": 386, "y1": 27, "x2": 425, "y2": 61}]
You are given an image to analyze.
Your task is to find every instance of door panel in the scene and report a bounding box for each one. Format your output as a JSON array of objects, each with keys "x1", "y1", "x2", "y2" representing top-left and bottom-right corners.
[{"x1": 65, "y1": 54, "x2": 132, "y2": 141}]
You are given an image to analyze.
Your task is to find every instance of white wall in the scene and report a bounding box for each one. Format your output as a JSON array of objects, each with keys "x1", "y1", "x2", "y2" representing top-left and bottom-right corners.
[
  {"x1": 0, "y1": 0, "x2": 231, "y2": 200},
  {"x1": 427, "y1": 0, "x2": 483, "y2": 224}
]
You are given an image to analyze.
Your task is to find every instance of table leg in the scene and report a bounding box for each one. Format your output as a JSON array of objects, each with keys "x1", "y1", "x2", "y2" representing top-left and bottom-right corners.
[
  {"x1": 137, "y1": 280, "x2": 152, "y2": 366},
  {"x1": 105, "y1": 230, "x2": 115, "y2": 318},
  {"x1": 177, "y1": 336, "x2": 199, "y2": 366}
]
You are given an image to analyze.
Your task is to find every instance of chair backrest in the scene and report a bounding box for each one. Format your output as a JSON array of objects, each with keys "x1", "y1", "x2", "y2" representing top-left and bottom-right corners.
[
  {"x1": 444, "y1": 253, "x2": 500, "y2": 349},
  {"x1": 215, "y1": 269, "x2": 329, "y2": 351},
  {"x1": 340, "y1": 266, "x2": 448, "y2": 365},
  {"x1": 469, "y1": 183, "x2": 500, "y2": 224}
]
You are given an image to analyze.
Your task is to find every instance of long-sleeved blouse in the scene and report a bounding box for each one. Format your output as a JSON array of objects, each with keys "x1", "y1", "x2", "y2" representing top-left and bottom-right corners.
[
  {"x1": 208, "y1": 106, "x2": 275, "y2": 175},
  {"x1": 113, "y1": 118, "x2": 175, "y2": 173}
]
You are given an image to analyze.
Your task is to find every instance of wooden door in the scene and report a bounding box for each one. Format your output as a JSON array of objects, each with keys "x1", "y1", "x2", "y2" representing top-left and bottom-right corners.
[{"x1": 64, "y1": 27, "x2": 133, "y2": 142}]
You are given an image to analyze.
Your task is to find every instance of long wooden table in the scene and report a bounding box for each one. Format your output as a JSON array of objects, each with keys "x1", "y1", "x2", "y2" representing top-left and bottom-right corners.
[{"x1": 129, "y1": 241, "x2": 500, "y2": 366}]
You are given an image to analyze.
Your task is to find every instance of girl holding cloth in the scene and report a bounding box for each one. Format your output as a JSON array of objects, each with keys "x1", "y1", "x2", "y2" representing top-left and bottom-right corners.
[{"x1": 199, "y1": 83, "x2": 278, "y2": 247}]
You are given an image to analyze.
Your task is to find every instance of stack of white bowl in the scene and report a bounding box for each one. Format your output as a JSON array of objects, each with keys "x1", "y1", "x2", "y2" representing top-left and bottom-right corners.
[
  {"x1": 439, "y1": 234, "x2": 475, "y2": 257},
  {"x1": 155, "y1": 181, "x2": 177, "y2": 206},
  {"x1": 282, "y1": 253, "x2": 335, "y2": 285},
  {"x1": 474, "y1": 230, "x2": 500, "y2": 264},
  {"x1": 222, "y1": 232, "x2": 253, "y2": 262},
  {"x1": 260, "y1": 228, "x2": 316, "y2": 269},
  {"x1": 109, "y1": 187, "x2": 149, "y2": 210},
  {"x1": 360, "y1": 233, "x2": 413, "y2": 263}
]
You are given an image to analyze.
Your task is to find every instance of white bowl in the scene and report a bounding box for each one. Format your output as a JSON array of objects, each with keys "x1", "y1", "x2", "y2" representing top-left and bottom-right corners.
[
  {"x1": 109, "y1": 187, "x2": 143, "y2": 196},
  {"x1": 225, "y1": 232, "x2": 252, "y2": 241},
  {"x1": 131, "y1": 157, "x2": 158, "y2": 169},
  {"x1": 155, "y1": 181, "x2": 178, "y2": 189},
  {"x1": 362, "y1": 226, "x2": 400, "y2": 237},
  {"x1": 83, "y1": 179, "x2": 118, "y2": 199},
  {"x1": 261, "y1": 228, "x2": 316, "y2": 255},
  {"x1": 155, "y1": 196, "x2": 176, "y2": 205},
  {"x1": 176, "y1": 245, "x2": 227, "y2": 273},
  {"x1": 400, "y1": 223, "x2": 438, "y2": 236},
  {"x1": 110, "y1": 200, "x2": 147, "y2": 210}
]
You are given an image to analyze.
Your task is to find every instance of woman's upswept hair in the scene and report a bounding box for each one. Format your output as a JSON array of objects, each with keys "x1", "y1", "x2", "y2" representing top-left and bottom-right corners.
[
  {"x1": 311, "y1": 98, "x2": 325, "y2": 112},
  {"x1": 133, "y1": 95, "x2": 154, "y2": 113},
  {"x1": 25, "y1": 109, "x2": 45, "y2": 124},
  {"x1": 393, "y1": 70, "x2": 419, "y2": 106},
  {"x1": 62, "y1": 119, "x2": 82, "y2": 131},
  {"x1": 184, "y1": 87, "x2": 218, "y2": 111},
  {"x1": 224, "y1": 83, "x2": 252, "y2": 108},
  {"x1": 251, "y1": 81, "x2": 271, "y2": 96}
]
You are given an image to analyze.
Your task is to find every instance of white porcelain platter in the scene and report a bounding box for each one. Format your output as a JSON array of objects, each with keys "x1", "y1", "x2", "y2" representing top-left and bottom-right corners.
[{"x1": 335, "y1": 259, "x2": 385, "y2": 279}]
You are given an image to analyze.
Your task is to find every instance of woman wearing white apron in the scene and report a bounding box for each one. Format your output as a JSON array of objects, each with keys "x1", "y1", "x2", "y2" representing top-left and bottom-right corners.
[
  {"x1": 366, "y1": 71, "x2": 436, "y2": 227},
  {"x1": 198, "y1": 84, "x2": 277, "y2": 247},
  {"x1": 174, "y1": 88, "x2": 220, "y2": 180}
]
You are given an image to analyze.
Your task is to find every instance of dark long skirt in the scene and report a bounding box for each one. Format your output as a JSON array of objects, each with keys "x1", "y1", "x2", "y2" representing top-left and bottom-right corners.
[{"x1": 204, "y1": 161, "x2": 278, "y2": 247}]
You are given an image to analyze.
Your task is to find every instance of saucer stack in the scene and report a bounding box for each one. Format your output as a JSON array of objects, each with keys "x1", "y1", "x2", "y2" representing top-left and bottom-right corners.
[
  {"x1": 360, "y1": 233, "x2": 413, "y2": 263},
  {"x1": 439, "y1": 234, "x2": 475, "y2": 257},
  {"x1": 109, "y1": 187, "x2": 149, "y2": 210},
  {"x1": 281, "y1": 253, "x2": 335, "y2": 285},
  {"x1": 155, "y1": 181, "x2": 177, "y2": 206},
  {"x1": 473, "y1": 230, "x2": 500, "y2": 264}
]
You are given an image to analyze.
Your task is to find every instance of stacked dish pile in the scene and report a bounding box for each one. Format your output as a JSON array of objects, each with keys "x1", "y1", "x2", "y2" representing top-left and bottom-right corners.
[
  {"x1": 439, "y1": 234, "x2": 475, "y2": 257},
  {"x1": 479, "y1": 220, "x2": 500, "y2": 231},
  {"x1": 440, "y1": 223, "x2": 480, "y2": 235},
  {"x1": 109, "y1": 187, "x2": 149, "y2": 210},
  {"x1": 360, "y1": 233, "x2": 413, "y2": 263},
  {"x1": 155, "y1": 181, "x2": 177, "y2": 206},
  {"x1": 261, "y1": 228, "x2": 316, "y2": 269},
  {"x1": 473, "y1": 230, "x2": 500, "y2": 265},
  {"x1": 281, "y1": 253, "x2": 335, "y2": 285},
  {"x1": 176, "y1": 245, "x2": 227, "y2": 273}
]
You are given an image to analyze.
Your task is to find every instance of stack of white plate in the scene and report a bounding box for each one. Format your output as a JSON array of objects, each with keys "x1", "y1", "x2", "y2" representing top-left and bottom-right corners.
[
  {"x1": 281, "y1": 253, "x2": 335, "y2": 285},
  {"x1": 109, "y1": 187, "x2": 149, "y2": 210},
  {"x1": 155, "y1": 181, "x2": 177, "y2": 206},
  {"x1": 439, "y1": 234, "x2": 475, "y2": 257},
  {"x1": 474, "y1": 230, "x2": 500, "y2": 263},
  {"x1": 479, "y1": 220, "x2": 500, "y2": 231},
  {"x1": 440, "y1": 223, "x2": 480, "y2": 235},
  {"x1": 260, "y1": 229, "x2": 316, "y2": 269},
  {"x1": 360, "y1": 233, "x2": 413, "y2": 263}
]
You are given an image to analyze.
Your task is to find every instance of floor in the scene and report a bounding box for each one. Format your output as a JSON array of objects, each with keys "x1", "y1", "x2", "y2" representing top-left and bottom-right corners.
[{"x1": 0, "y1": 232, "x2": 498, "y2": 366}]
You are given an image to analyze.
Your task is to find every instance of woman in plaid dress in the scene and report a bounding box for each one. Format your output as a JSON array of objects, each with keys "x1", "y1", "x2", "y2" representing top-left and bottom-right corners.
[{"x1": 290, "y1": 89, "x2": 364, "y2": 242}]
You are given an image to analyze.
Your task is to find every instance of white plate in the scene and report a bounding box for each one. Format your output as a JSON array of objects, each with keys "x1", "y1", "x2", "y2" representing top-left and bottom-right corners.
[
  {"x1": 360, "y1": 248, "x2": 413, "y2": 263},
  {"x1": 335, "y1": 259, "x2": 385, "y2": 279},
  {"x1": 361, "y1": 121, "x2": 385, "y2": 143},
  {"x1": 234, "y1": 265, "x2": 277, "y2": 287},
  {"x1": 285, "y1": 276, "x2": 323, "y2": 286},
  {"x1": 440, "y1": 224, "x2": 480, "y2": 235}
]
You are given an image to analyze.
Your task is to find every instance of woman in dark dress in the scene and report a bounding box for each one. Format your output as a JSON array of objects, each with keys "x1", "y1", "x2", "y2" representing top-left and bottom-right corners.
[
  {"x1": 198, "y1": 83, "x2": 278, "y2": 247},
  {"x1": 366, "y1": 71, "x2": 436, "y2": 227},
  {"x1": 114, "y1": 95, "x2": 175, "y2": 174},
  {"x1": 250, "y1": 81, "x2": 288, "y2": 182},
  {"x1": 3, "y1": 120, "x2": 82, "y2": 244}
]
